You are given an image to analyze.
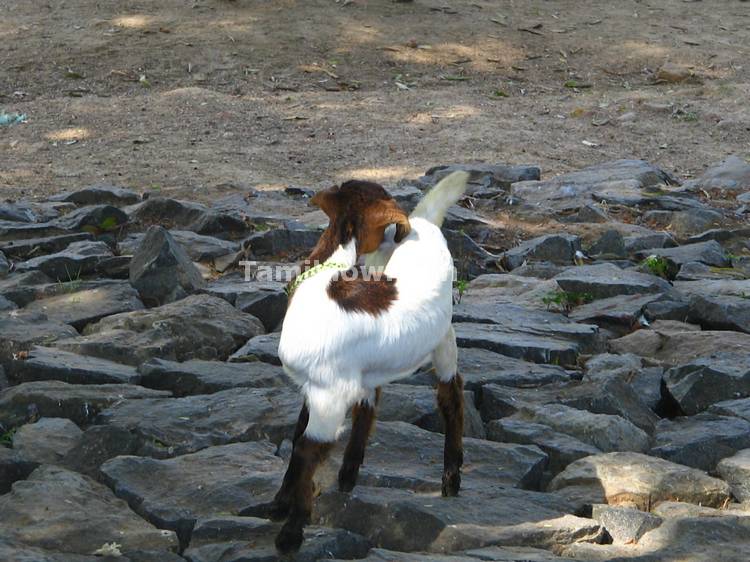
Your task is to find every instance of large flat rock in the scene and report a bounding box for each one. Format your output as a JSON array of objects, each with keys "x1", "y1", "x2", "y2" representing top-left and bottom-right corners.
[
  {"x1": 96, "y1": 386, "x2": 300, "y2": 457},
  {"x1": 20, "y1": 280, "x2": 144, "y2": 330},
  {"x1": 8, "y1": 346, "x2": 141, "y2": 385},
  {"x1": 316, "y1": 485, "x2": 604, "y2": 553},
  {"x1": 0, "y1": 465, "x2": 178, "y2": 556},
  {"x1": 0, "y1": 381, "x2": 169, "y2": 429},
  {"x1": 554, "y1": 263, "x2": 670, "y2": 300},
  {"x1": 0, "y1": 312, "x2": 78, "y2": 365},
  {"x1": 137, "y1": 357, "x2": 287, "y2": 396},
  {"x1": 101, "y1": 441, "x2": 283, "y2": 546},
  {"x1": 649, "y1": 413, "x2": 750, "y2": 472},
  {"x1": 12, "y1": 417, "x2": 83, "y2": 465},
  {"x1": 315, "y1": 422, "x2": 548, "y2": 494},
  {"x1": 548, "y1": 452, "x2": 732, "y2": 510},
  {"x1": 56, "y1": 294, "x2": 264, "y2": 365},
  {"x1": 663, "y1": 353, "x2": 750, "y2": 415}
]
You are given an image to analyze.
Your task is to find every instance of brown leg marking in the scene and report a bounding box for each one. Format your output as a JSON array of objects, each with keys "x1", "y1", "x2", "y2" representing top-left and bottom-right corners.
[
  {"x1": 241, "y1": 403, "x2": 309, "y2": 520},
  {"x1": 437, "y1": 374, "x2": 464, "y2": 497},
  {"x1": 275, "y1": 435, "x2": 333, "y2": 553},
  {"x1": 338, "y1": 388, "x2": 380, "y2": 492}
]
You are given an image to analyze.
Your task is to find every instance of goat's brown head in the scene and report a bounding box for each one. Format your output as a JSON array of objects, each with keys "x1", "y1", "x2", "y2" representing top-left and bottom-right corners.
[{"x1": 310, "y1": 180, "x2": 411, "y2": 255}]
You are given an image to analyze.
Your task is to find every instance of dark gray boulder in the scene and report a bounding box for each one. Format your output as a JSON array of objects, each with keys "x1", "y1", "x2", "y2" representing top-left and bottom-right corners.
[
  {"x1": 650, "y1": 413, "x2": 750, "y2": 472},
  {"x1": 129, "y1": 226, "x2": 206, "y2": 306},
  {"x1": 500, "y1": 234, "x2": 581, "y2": 270}
]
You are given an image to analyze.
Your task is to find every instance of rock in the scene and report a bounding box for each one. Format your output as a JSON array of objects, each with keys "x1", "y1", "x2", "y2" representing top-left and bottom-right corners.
[
  {"x1": 670, "y1": 207, "x2": 726, "y2": 236},
  {"x1": 0, "y1": 294, "x2": 15, "y2": 311},
  {"x1": 687, "y1": 293, "x2": 750, "y2": 333},
  {"x1": 0, "y1": 220, "x2": 66, "y2": 242},
  {"x1": 634, "y1": 240, "x2": 730, "y2": 269},
  {"x1": 649, "y1": 413, "x2": 750, "y2": 472},
  {"x1": 568, "y1": 293, "x2": 662, "y2": 335},
  {"x1": 316, "y1": 485, "x2": 604, "y2": 553},
  {"x1": 61, "y1": 425, "x2": 142, "y2": 480},
  {"x1": 96, "y1": 386, "x2": 300, "y2": 457},
  {"x1": 0, "y1": 381, "x2": 169, "y2": 429},
  {"x1": 12, "y1": 417, "x2": 83, "y2": 465},
  {"x1": 487, "y1": 419, "x2": 600, "y2": 476},
  {"x1": 684, "y1": 155, "x2": 750, "y2": 194},
  {"x1": 710, "y1": 397, "x2": 750, "y2": 421},
  {"x1": 663, "y1": 353, "x2": 750, "y2": 415},
  {"x1": 184, "y1": 524, "x2": 370, "y2": 562},
  {"x1": 0, "y1": 538, "x2": 102, "y2": 562},
  {"x1": 233, "y1": 283, "x2": 287, "y2": 332},
  {"x1": 0, "y1": 313, "x2": 78, "y2": 365},
  {"x1": 15, "y1": 240, "x2": 113, "y2": 280},
  {"x1": 0, "y1": 447, "x2": 38, "y2": 494},
  {"x1": 128, "y1": 197, "x2": 248, "y2": 238},
  {"x1": 554, "y1": 263, "x2": 670, "y2": 300},
  {"x1": 590, "y1": 504, "x2": 662, "y2": 544},
  {"x1": 243, "y1": 227, "x2": 320, "y2": 260},
  {"x1": 444, "y1": 229, "x2": 501, "y2": 279},
  {"x1": 334, "y1": 547, "x2": 575, "y2": 562},
  {"x1": 0, "y1": 465, "x2": 178, "y2": 555},
  {"x1": 313, "y1": 422, "x2": 547, "y2": 494},
  {"x1": 58, "y1": 295, "x2": 264, "y2": 365},
  {"x1": 0, "y1": 232, "x2": 95, "y2": 261},
  {"x1": 609, "y1": 328, "x2": 750, "y2": 365},
  {"x1": 187, "y1": 515, "x2": 276, "y2": 547},
  {"x1": 717, "y1": 449, "x2": 750, "y2": 502},
  {"x1": 0, "y1": 270, "x2": 54, "y2": 306},
  {"x1": 656, "y1": 61, "x2": 696, "y2": 83},
  {"x1": 129, "y1": 226, "x2": 206, "y2": 306},
  {"x1": 480, "y1": 375, "x2": 658, "y2": 433},
  {"x1": 378, "y1": 385, "x2": 485, "y2": 438},
  {"x1": 548, "y1": 452, "x2": 732, "y2": 510},
  {"x1": 137, "y1": 357, "x2": 286, "y2": 396},
  {"x1": 0, "y1": 251, "x2": 8, "y2": 278},
  {"x1": 52, "y1": 204, "x2": 128, "y2": 232},
  {"x1": 120, "y1": 230, "x2": 239, "y2": 263},
  {"x1": 228, "y1": 332, "x2": 281, "y2": 364},
  {"x1": 22, "y1": 280, "x2": 144, "y2": 330},
  {"x1": 456, "y1": 347, "x2": 572, "y2": 390},
  {"x1": 509, "y1": 404, "x2": 650, "y2": 453},
  {"x1": 101, "y1": 441, "x2": 283, "y2": 546},
  {"x1": 499, "y1": 234, "x2": 581, "y2": 270},
  {"x1": 423, "y1": 163, "x2": 541, "y2": 190},
  {"x1": 50, "y1": 185, "x2": 140, "y2": 207},
  {"x1": 0, "y1": 203, "x2": 37, "y2": 222},
  {"x1": 584, "y1": 354, "x2": 663, "y2": 411},
  {"x1": 586, "y1": 230, "x2": 626, "y2": 259},
  {"x1": 623, "y1": 232, "x2": 678, "y2": 253},
  {"x1": 8, "y1": 346, "x2": 140, "y2": 385},
  {"x1": 564, "y1": 512, "x2": 750, "y2": 561},
  {"x1": 511, "y1": 160, "x2": 677, "y2": 215}
]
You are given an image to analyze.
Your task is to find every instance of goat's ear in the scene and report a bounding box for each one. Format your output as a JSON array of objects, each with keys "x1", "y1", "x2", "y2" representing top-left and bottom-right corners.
[
  {"x1": 310, "y1": 186, "x2": 340, "y2": 219},
  {"x1": 374, "y1": 199, "x2": 412, "y2": 242}
]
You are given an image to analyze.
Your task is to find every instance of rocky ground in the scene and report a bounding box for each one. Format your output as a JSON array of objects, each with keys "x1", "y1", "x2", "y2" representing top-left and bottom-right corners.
[{"x1": 1, "y1": 156, "x2": 750, "y2": 561}]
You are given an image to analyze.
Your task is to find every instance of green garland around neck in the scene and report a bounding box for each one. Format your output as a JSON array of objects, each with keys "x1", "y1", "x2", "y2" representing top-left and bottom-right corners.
[{"x1": 286, "y1": 260, "x2": 350, "y2": 297}]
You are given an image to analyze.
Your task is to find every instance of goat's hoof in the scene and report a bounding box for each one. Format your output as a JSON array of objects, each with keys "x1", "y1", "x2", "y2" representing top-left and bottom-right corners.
[
  {"x1": 441, "y1": 470, "x2": 461, "y2": 497},
  {"x1": 275, "y1": 522, "x2": 304, "y2": 554},
  {"x1": 337, "y1": 466, "x2": 359, "y2": 493},
  {"x1": 241, "y1": 500, "x2": 290, "y2": 521}
]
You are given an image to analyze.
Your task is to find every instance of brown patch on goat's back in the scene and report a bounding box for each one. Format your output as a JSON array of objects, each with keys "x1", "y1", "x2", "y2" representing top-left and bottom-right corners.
[{"x1": 327, "y1": 267, "x2": 397, "y2": 315}]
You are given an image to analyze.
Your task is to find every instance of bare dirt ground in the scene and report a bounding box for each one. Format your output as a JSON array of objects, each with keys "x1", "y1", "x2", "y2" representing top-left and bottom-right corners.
[{"x1": 2, "y1": 0, "x2": 749, "y2": 204}]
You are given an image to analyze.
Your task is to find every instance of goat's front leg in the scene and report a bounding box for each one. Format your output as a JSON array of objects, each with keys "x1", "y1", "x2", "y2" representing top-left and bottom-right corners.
[
  {"x1": 338, "y1": 388, "x2": 380, "y2": 492},
  {"x1": 274, "y1": 434, "x2": 333, "y2": 553},
  {"x1": 242, "y1": 403, "x2": 310, "y2": 521},
  {"x1": 433, "y1": 326, "x2": 464, "y2": 497},
  {"x1": 274, "y1": 385, "x2": 348, "y2": 553}
]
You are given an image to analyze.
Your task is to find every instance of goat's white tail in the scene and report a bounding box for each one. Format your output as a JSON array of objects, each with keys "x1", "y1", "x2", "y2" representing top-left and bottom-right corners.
[{"x1": 410, "y1": 170, "x2": 469, "y2": 227}]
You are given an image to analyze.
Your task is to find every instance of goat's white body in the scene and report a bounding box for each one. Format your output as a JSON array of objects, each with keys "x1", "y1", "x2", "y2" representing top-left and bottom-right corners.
[{"x1": 278, "y1": 172, "x2": 467, "y2": 441}]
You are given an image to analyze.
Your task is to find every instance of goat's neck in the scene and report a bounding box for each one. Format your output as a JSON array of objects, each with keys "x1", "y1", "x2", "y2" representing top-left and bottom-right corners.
[
  {"x1": 325, "y1": 238, "x2": 358, "y2": 268},
  {"x1": 303, "y1": 224, "x2": 357, "y2": 272}
]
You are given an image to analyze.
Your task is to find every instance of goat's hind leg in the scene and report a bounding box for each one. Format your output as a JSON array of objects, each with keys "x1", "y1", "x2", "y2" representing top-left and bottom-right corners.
[
  {"x1": 433, "y1": 326, "x2": 464, "y2": 497},
  {"x1": 338, "y1": 388, "x2": 380, "y2": 492}
]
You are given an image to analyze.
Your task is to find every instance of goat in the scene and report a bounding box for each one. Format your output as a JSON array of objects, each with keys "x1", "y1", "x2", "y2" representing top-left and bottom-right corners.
[{"x1": 251, "y1": 171, "x2": 469, "y2": 553}]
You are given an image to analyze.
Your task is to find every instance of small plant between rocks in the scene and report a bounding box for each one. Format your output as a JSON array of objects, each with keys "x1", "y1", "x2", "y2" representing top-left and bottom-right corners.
[
  {"x1": 542, "y1": 290, "x2": 594, "y2": 313},
  {"x1": 642, "y1": 255, "x2": 671, "y2": 279}
]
